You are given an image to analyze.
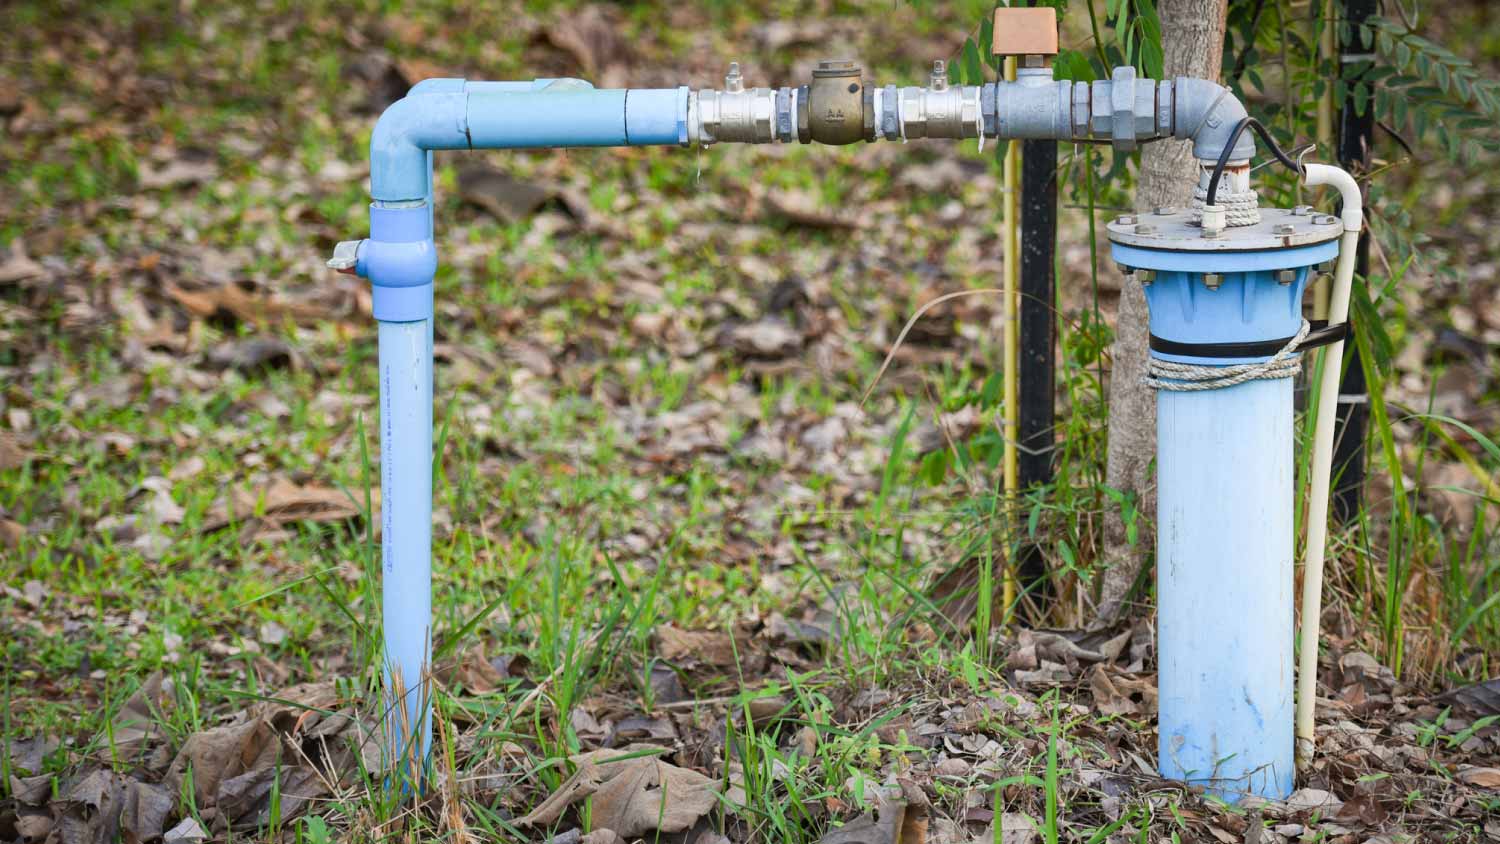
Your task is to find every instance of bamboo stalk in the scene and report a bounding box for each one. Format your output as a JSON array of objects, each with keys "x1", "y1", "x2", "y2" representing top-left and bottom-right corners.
[
  {"x1": 1313, "y1": 0, "x2": 1337, "y2": 319},
  {"x1": 1001, "y1": 54, "x2": 1020, "y2": 620}
]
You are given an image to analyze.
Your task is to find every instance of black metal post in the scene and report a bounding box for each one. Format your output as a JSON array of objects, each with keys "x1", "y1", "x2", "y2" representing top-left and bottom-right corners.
[
  {"x1": 1333, "y1": 0, "x2": 1375, "y2": 523},
  {"x1": 1017, "y1": 137, "x2": 1057, "y2": 593}
]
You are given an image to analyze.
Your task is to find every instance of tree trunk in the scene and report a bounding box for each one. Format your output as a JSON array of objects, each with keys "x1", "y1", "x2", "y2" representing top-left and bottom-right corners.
[{"x1": 1095, "y1": 0, "x2": 1228, "y2": 624}]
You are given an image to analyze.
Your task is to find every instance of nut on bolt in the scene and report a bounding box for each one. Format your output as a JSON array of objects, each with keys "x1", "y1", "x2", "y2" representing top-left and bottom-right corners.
[
  {"x1": 1202, "y1": 272, "x2": 1224, "y2": 291},
  {"x1": 1276, "y1": 269, "x2": 1297, "y2": 286},
  {"x1": 930, "y1": 60, "x2": 948, "y2": 91},
  {"x1": 1139, "y1": 269, "x2": 1156, "y2": 286}
]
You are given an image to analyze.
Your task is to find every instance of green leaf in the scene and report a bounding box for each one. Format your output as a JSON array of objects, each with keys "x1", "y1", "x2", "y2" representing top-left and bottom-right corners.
[
  {"x1": 1054, "y1": 49, "x2": 1096, "y2": 82},
  {"x1": 1395, "y1": 40, "x2": 1412, "y2": 69},
  {"x1": 963, "y1": 38, "x2": 985, "y2": 86}
]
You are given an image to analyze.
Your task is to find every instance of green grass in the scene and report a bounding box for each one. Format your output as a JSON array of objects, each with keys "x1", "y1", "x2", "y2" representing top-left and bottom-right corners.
[{"x1": 3, "y1": 0, "x2": 1500, "y2": 841}]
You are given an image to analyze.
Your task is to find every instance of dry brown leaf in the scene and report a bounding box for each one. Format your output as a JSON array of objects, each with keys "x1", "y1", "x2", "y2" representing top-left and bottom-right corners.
[
  {"x1": 53, "y1": 769, "x2": 173, "y2": 844},
  {"x1": 203, "y1": 479, "x2": 370, "y2": 533},
  {"x1": 656, "y1": 625, "x2": 740, "y2": 668},
  {"x1": 0, "y1": 240, "x2": 46, "y2": 284},
  {"x1": 1089, "y1": 665, "x2": 1158, "y2": 717},
  {"x1": 1457, "y1": 766, "x2": 1500, "y2": 787},
  {"x1": 721, "y1": 317, "x2": 803, "y2": 359},
  {"x1": 820, "y1": 796, "x2": 928, "y2": 844},
  {"x1": 166, "y1": 718, "x2": 277, "y2": 810},
  {"x1": 157, "y1": 681, "x2": 373, "y2": 828},
  {"x1": 165, "y1": 281, "x2": 335, "y2": 327},
  {"x1": 517, "y1": 745, "x2": 719, "y2": 838},
  {"x1": 541, "y1": 5, "x2": 629, "y2": 79},
  {"x1": 0, "y1": 517, "x2": 25, "y2": 548},
  {"x1": 435, "y1": 647, "x2": 507, "y2": 695},
  {"x1": 757, "y1": 189, "x2": 866, "y2": 230},
  {"x1": 0, "y1": 431, "x2": 29, "y2": 471},
  {"x1": 102, "y1": 673, "x2": 169, "y2": 761}
]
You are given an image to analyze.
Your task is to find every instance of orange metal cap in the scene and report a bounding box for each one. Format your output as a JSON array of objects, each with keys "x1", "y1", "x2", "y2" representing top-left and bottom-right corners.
[{"x1": 991, "y1": 7, "x2": 1059, "y2": 57}]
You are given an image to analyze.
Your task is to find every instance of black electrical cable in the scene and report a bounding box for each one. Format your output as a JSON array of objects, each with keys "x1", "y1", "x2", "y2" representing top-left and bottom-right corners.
[{"x1": 1203, "y1": 117, "x2": 1305, "y2": 207}]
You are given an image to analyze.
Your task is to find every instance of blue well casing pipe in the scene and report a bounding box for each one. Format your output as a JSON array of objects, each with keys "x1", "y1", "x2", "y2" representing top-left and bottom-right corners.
[
  {"x1": 348, "y1": 79, "x2": 688, "y2": 782},
  {"x1": 1110, "y1": 230, "x2": 1339, "y2": 802}
]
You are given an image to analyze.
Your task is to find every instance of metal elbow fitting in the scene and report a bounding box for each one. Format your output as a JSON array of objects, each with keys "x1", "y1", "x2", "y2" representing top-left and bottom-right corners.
[{"x1": 1173, "y1": 77, "x2": 1256, "y2": 162}]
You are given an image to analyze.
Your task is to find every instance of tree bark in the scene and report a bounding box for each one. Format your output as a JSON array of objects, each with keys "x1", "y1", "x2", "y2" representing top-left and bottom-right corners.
[{"x1": 1095, "y1": 0, "x2": 1228, "y2": 624}]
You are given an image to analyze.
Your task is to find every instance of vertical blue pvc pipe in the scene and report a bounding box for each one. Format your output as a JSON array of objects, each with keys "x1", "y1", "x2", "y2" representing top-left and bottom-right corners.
[
  {"x1": 1156, "y1": 377, "x2": 1294, "y2": 800},
  {"x1": 378, "y1": 317, "x2": 433, "y2": 780},
  {"x1": 1109, "y1": 240, "x2": 1337, "y2": 803}
]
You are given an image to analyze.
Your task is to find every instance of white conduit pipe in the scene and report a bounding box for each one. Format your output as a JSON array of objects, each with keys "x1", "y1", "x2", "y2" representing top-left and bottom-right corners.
[{"x1": 1295, "y1": 163, "x2": 1363, "y2": 766}]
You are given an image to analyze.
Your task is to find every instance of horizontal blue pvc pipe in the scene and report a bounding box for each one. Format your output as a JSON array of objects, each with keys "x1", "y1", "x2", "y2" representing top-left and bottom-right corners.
[{"x1": 371, "y1": 82, "x2": 688, "y2": 201}]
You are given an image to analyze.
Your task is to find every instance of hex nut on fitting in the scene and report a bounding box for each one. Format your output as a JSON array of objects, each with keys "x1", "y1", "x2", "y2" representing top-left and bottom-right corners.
[
  {"x1": 1110, "y1": 66, "x2": 1138, "y2": 151},
  {"x1": 1140, "y1": 269, "x2": 1156, "y2": 286},
  {"x1": 1116, "y1": 214, "x2": 1137, "y2": 227},
  {"x1": 1200, "y1": 204, "x2": 1227, "y2": 238},
  {"x1": 1277, "y1": 269, "x2": 1296, "y2": 286},
  {"x1": 1274, "y1": 223, "x2": 1296, "y2": 235},
  {"x1": 1203, "y1": 272, "x2": 1223, "y2": 290}
]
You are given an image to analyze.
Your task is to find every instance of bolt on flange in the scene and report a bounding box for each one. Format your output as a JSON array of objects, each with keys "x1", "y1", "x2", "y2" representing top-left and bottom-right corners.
[{"x1": 1202, "y1": 272, "x2": 1224, "y2": 291}]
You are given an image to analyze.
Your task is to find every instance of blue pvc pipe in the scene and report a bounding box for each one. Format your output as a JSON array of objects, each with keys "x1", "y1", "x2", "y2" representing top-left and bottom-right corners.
[
  {"x1": 1111, "y1": 241, "x2": 1335, "y2": 802},
  {"x1": 357, "y1": 79, "x2": 690, "y2": 785},
  {"x1": 371, "y1": 81, "x2": 689, "y2": 201},
  {"x1": 1157, "y1": 377, "x2": 1295, "y2": 799},
  {"x1": 378, "y1": 317, "x2": 433, "y2": 779}
]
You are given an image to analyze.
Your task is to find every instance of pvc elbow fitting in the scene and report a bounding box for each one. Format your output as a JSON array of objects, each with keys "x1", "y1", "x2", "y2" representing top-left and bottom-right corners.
[{"x1": 1302, "y1": 163, "x2": 1364, "y2": 231}]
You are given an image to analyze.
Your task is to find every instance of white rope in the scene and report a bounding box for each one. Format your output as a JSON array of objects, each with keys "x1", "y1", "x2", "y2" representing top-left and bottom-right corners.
[
  {"x1": 1191, "y1": 181, "x2": 1261, "y2": 226},
  {"x1": 1190, "y1": 165, "x2": 1261, "y2": 227},
  {"x1": 1146, "y1": 320, "x2": 1309, "y2": 391}
]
